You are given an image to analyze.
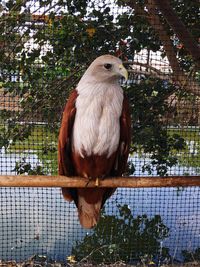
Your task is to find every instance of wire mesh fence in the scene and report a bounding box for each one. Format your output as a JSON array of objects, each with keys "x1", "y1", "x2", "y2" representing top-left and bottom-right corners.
[
  {"x1": 0, "y1": 0, "x2": 200, "y2": 265},
  {"x1": 0, "y1": 187, "x2": 200, "y2": 265}
]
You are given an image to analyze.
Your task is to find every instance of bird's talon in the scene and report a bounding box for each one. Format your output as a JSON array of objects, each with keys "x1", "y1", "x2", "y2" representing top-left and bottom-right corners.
[{"x1": 95, "y1": 178, "x2": 99, "y2": 187}]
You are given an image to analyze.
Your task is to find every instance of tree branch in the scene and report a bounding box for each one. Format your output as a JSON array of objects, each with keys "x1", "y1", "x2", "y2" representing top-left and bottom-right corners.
[
  {"x1": 125, "y1": 0, "x2": 200, "y2": 96},
  {"x1": 154, "y1": 0, "x2": 200, "y2": 67},
  {"x1": 125, "y1": 61, "x2": 172, "y2": 79}
]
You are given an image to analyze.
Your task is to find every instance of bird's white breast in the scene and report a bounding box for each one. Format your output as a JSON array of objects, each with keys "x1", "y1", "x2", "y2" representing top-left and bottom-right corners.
[{"x1": 72, "y1": 82, "x2": 124, "y2": 158}]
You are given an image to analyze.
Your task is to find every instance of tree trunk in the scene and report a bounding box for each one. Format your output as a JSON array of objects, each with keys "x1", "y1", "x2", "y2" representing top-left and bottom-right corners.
[{"x1": 126, "y1": 0, "x2": 200, "y2": 96}]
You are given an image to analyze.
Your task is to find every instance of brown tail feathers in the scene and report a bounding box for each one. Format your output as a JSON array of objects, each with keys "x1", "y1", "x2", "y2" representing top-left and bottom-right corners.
[{"x1": 77, "y1": 188, "x2": 104, "y2": 229}]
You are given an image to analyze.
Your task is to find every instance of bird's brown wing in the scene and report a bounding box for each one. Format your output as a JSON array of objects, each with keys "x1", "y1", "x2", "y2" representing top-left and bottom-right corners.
[
  {"x1": 115, "y1": 94, "x2": 131, "y2": 176},
  {"x1": 58, "y1": 89, "x2": 78, "y2": 202},
  {"x1": 102, "y1": 94, "x2": 131, "y2": 205}
]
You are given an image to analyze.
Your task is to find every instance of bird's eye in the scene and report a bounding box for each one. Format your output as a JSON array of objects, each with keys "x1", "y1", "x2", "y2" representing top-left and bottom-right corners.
[{"x1": 104, "y1": 63, "x2": 112, "y2": 70}]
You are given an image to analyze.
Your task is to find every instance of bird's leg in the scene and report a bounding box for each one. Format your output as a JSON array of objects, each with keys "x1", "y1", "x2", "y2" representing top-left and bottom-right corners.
[{"x1": 85, "y1": 176, "x2": 93, "y2": 187}]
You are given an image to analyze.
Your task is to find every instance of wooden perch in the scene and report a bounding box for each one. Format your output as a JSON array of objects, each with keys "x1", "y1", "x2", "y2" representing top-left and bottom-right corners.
[{"x1": 0, "y1": 175, "x2": 200, "y2": 188}]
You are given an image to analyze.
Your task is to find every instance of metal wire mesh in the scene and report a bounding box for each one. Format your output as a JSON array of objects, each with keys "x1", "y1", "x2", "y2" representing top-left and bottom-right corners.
[
  {"x1": 0, "y1": 0, "x2": 200, "y2": 265},
  {"x1": 0, "y1": 187, "x2": 200, "y2": 264}
]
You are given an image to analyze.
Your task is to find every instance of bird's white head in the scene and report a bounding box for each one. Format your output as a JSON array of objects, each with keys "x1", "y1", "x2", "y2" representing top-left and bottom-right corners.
[{"x1": 80, "y1": 54, "x2": 128, "y2": 84}]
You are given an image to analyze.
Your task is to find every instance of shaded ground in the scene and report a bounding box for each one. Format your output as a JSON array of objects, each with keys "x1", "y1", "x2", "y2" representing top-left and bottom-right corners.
[
  {"x1": 74, "y1": 263, "x2": 200, "y2": 267},
  {"x1": 0, "y1": 259, "x2": 200, "y2": 267}
]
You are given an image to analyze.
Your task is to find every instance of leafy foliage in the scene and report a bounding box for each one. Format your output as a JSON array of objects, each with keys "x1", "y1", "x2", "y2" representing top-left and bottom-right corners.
[
  {"x1": 125, "y1": 77, "x2": 186, "y2": 175},
  {"x1": 72, "y1": 204, "x2": 170, "y2": 264},
  {"x1": 13, "y1": 157, "x2": 45, "y2": 175},
  {"x1": 182, "y1": 248, "x2": 200, "y2": 262}
]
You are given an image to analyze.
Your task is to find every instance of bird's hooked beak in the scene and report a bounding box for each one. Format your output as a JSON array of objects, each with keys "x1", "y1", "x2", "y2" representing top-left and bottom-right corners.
[{"x1": 118, "y1": 64, "x2": 128, "y2": 81}]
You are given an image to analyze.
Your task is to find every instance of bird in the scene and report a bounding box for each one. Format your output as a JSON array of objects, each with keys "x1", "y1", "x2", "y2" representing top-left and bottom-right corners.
[{"x1": 58, "y1": 55, "x2": 131, "y2": 228}]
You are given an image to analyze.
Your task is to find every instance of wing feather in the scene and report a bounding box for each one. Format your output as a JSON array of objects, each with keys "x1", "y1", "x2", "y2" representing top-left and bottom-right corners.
[
  {"x1": 58, "y1": 89, "x2": 78, "y2": 201},
  {"x1": 116, "y1": 94, "x2": 131, "y2": 175}
]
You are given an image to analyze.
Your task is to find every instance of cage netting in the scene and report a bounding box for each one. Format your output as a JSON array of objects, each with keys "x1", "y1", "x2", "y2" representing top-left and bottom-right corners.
[{"x1": 0, "y1": 0, "x2": 200, "y2": 265}]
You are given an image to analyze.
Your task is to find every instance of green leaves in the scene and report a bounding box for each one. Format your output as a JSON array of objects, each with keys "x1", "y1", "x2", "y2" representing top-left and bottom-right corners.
[
  {"x1": 126, "y1": 77, "x2": 186, "y2": 176},
  {"x1": 183, "y1": 247, "x2": 200, "y2": 262},
  {"x1": 13, "y1": 157, "x2": 45, "y2": 175},
  {"x1": 72, "y1": 204, "x2": 170, "y2": 264}
]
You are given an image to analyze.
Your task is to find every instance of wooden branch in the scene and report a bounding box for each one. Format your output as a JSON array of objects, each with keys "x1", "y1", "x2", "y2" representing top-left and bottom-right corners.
[
  {"x1": 125, "y1": 61, "x2": 173, "y2": 81},
  {"x1": 145, "y1": 0, "x2": 200, "y2": 95},
  {"x1": 0, "y1": 175, "x2": 200, "y2": 188},
  {"x1": 154, "y1": 0, "x2": 200, "y2": 67},
  {"x1": 125, "y1": 61, "x2": 171, "y2": 74},
  {"x1": 126, "y1": 1, "x2": 181, "y2": 76},
  {"x1": 146, "y1": 1, "x2": 181, "y2": 74},
  {"x1": 128, "y1": 69, "x2": 172, "y2": 82}
]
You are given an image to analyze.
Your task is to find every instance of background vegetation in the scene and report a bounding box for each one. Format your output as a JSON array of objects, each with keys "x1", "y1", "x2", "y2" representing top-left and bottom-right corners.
[{"x1": 72, "y1": 204, "x2": 170, "y2": 265}]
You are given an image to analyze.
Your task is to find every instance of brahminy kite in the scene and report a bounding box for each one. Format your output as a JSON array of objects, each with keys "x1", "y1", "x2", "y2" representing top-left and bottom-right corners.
[{"x1": 58, "y1": 55, "x2": 131, "y2": 228}]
